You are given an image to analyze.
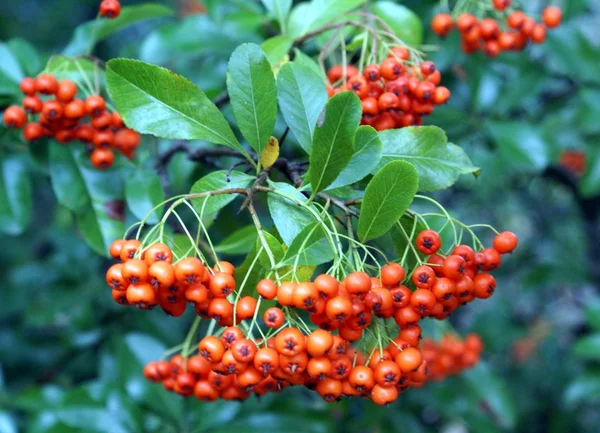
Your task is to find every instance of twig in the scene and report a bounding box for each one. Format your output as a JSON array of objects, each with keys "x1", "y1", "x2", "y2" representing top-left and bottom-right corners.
[
  {"x1": 214, "y1": 91, "x2": 230, "y2": 109},
  {"x1": 279, "y1": 127, "x2": 290, "y2": 148},
  {"x1": 318, "y1": 192, "x2": 360, "y2": 218},
  {"x1": 272, "y1": 158, "x2": 304, "y2": 187},
  {"x1": 226, "y1": 160, "x2": 253, "y2": 182}
]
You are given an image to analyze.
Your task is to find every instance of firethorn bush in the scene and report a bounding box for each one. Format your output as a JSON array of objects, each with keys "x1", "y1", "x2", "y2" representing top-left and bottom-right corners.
[
  {"x1": 431, "y1": 2, "x2": 563, "y2": 56},
  {"x1": 1, "y1": 0, "x2": 600, "y2": 432}
]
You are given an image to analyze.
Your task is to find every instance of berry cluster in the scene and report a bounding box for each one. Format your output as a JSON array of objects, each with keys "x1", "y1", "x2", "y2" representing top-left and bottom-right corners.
[
  {"x1": 106, "y1": 229, "x2": 516, "y2": 404},
  {"x1": 416, "y1": 229, "x2": 519, "y2": 309},
  {"x1": 143, "y1": 330, "x2": 483, "y2": 404},
  {"x1": 3, "y1": 75, "x2": 141, "y2": 170},
  {"x1": 326, "y1": 48, "x2": 450, "y2": 131},
  {"x1": 559, "y1": 150, "x2": 587, "y2": 177},
  {"x1": 106, "y1": 240, "x2": 225, "y2": 316},
  {"x1": 432, "y1": 5, "x2": 563, "y2": 56},
  {"x1": 100, "y1": 0, "x2": 121, "y2": 18},
  {"x1": 422, "y1": 334, "x2": 484, "y2": 381}
]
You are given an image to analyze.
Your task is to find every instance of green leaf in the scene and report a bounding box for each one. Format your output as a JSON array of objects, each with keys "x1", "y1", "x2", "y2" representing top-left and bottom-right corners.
[
  {"x1": 0, "y1": 43, "x2": 23, "y2": 95},
  {"x1": 107, "y1": 59, "x2": 250, "y2": 159},
  {"x1": 308, "y1": 91, "x2": 361, "y2": 196},
  {"x1": 0, "y1": 155, "x2": 32, "y2": 235},
  {"x1": 584, "y1": 299, "x2": 600, "y2": 330},
  {"x1": 207, "y1": 413, "x2": 333, "y2": 433},
  {"x1": 139, "y1": 15, "x2": 261, "y2": 65},
  {"x1": 214, "y1": 225, "x2": 258, "y2": 255},
  {"x1": 487, "y1": 121, "x2": 549, "y2": 172},
  {"x1": 7, "y1": 38, "x2": 41, "y2": 77},
  {"x1": 55, "y1": 408, "x2": 129, "y2": 433},
  {"x1": 189, "y1": 170, "x2": 254, "y2": 215},
  {"x1": 257, "y1": 232, "x2": 285, "y2": 268},
  {"x1": 227, "y1": 43, "x2": 277, "y2": 156},
  {"x1": 44, "y1": 56, "x2": 105, "y2": 88},
  {"x1": 261, "y1": 0, "x2": 293, "y2": 33},
  {"x1": 573, "y1": 333, "x2": 600, "y2": 360},
  {"x1": 565, "y1": 371, "x2": 600, "y2": 407},
  {"x1": 0, "y1": 43, "x2": 23, "y2": 84},
  {"x1": 124, "y1": 333, "x2": 167, "y2": 365},
  {"x1": 277, "y1": 62, "x2": 328, "y2": 153},
  {"x1": 119, "y1": 333, "x2": 183, "y2": 425},
  {"x1": 63, "y1": 4, "x2": 174, "y2": 56},
  {"x1": 327, "y1": 125, "x2": 382, "y2": 190},
  {"x1": 0, "y1": 412, "x2": 17, "y2": 433},
  {"x1": 372, "y1": 2, "x2": 422, "y2": 47},
  {"x1": 463, "y1": 362, "x2": 517, "y2": 430},
  {"x1": 376, "y1": 126, "x2": 479, "y2": 192},
  {"x1": 28, "y1": 138, "x2": 51, "y2": 173},
  {"x1": 282, "y1": 222, "x2": 335, "y2": 266},
  {"x1": 261, "y1": 36, "x2": 293, "y2": 67},
  {"x1": 546, "y1": 29, "x2": 599, "y2": 83},
  {"x1": 580, "y1": 149, "x2": 600, "y2": 198},
  {"x1": 234, "y1": 243, "x2": 272, "y2": 302},
  {"x1": 49, "y1": 142, "x2": 90, "y2": 213},
  {"x1": 267, "y1": 181, "x2": 316, "y2": 246},
  {"x1": 288, "y1": 0, "x2": 367, "y2": 39},
  {"x1": 358, "y1": 160, "x2": 418, "y2": 242},
  {"x1": 51, "y1": 147, "x2": 125, "y2": 256},
  {"x1": 125, "y1": 168, "x2": 165, "y2": 224},
  {"x1": 292, "y1": 48, "x2": 326, "y2": 80}
]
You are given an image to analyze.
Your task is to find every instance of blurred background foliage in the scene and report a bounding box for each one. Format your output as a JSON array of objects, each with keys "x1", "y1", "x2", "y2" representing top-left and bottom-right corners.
[{"x1": 1, "y1": 0, "x2": 600, "y2": 432}]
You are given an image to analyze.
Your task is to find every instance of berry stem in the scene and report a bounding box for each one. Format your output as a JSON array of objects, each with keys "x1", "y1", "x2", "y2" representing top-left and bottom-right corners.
[
  {"x1": 233, "y1": 246, "x2": 264, "y2": 324},
  {"x1": 86, "y1": 12, "x2": 102, "y2": 56},
  {"x1": 396, "y1": 220, "x2": 423, "y2": 265},
  {"x1": 181, "y1": 198, "x2": 220, "y2": 268},
  {"x1": 415, "y1": 195, "x2": 459, "y2": 246},
  {"x1": 182, "y1": 316, "x2": 202, "y2": 358}
]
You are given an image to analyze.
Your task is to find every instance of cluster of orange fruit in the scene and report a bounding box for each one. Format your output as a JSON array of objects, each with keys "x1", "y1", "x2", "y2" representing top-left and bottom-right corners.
[
  {"x1": 422, "y1": 334, "x2": 483, "y2": 381},
  {"x1": 143, "y1": 330, "x2": 483, "y2": 404},
  {"x1": 3, "y1": 75, "x2": 140, "y2": 169},
  {"x1": 105, "y1": 239, "x2": 239, "y2": 317},
  {"x1": 431, "y1": 5, "x2": 563, "y2": 56},
  {"x1": 559, "y1": 150, "x2": 586, "y2": 177},
  {"x1": 326, "y1": 47, "x2": 450, "y2": 130},
  {"x1": 106, "y1": 228, "x2": 516, "y2": 404}
]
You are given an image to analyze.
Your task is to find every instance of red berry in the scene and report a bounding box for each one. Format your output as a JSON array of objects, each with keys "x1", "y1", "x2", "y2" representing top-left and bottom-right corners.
[{"x1": 100, "y1": 0, "x2": 121, "y2": 19}]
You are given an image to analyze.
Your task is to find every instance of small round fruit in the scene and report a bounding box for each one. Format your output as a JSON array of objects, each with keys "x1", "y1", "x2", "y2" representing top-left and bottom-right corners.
[
  {"x1": 493, "y1": 231, "x2": 518, "y2": 254},
  {"x1": 90, "y1": 148, "x2": 115, "y2": 170},
  {"x1": 3, "y1": 106, "x2": 26, "y2": 128}
]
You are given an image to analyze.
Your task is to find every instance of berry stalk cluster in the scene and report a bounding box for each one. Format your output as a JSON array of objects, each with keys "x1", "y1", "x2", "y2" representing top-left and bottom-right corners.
[
  {"x1": 327, "y1": 47, "x2": 450, "y2": 130},
  {"x1": 3, "y1": 75, "x2": 141, "y2": 170},
  {"x1": 104, "y1": 226, "x2": 517, "y2": 404},
  {"x1": 432, "y1": 3, "x2": 563, "y2": 56}
]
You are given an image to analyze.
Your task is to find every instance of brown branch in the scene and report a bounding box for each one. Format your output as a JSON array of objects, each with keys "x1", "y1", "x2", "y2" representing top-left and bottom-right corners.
[
  {"x1": 213, "y1": 91, "x2": 230, "y2": 108},
  {"x1": 319, "y1": 193, "x2": 360, "y2": 218},
  {"x1": 293, "y1": 20, "x2": 365, "y2": 46}
]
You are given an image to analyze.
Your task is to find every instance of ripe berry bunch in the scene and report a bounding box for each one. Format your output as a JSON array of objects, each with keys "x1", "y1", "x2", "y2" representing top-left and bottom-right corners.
[
  {"x1": 422, "y1": 333, "x2": 484, "y2": 381},
  {"x1": 431, "y1": 5, "x2": 563, "y2": 56},
  {"x1": 3, "y1": 74, "x2": 141, "y2": 170},
  {"x1": 100, "y1": 0, "x2": 121, "y2": 18},
  {"x1": 325, "y1": 47, "x2": 451, "y2": 131},
  {"x1": 415, "y1": 229, "x2": 519, "y2": 310},
  {"x1": 142, "y1": 326, "x2": 482, "y2": 404},
  {"x1": 106, "y1": 239, "x2": 243, "y2": 318},
  {"x1": 109, "y1": 228, "x2": 516, "y2": 404},
  {"x1": 559, "y1": 150, "x2": 587, "y2": 177}
]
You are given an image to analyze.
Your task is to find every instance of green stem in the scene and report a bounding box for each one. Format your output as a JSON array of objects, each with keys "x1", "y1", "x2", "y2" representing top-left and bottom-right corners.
[
  {"x1": 182, "y1": 317, "x2": 202, "y2": 359},
  {"x1": 86, "y1": 12, "x2": 102, "y2": 56}
]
